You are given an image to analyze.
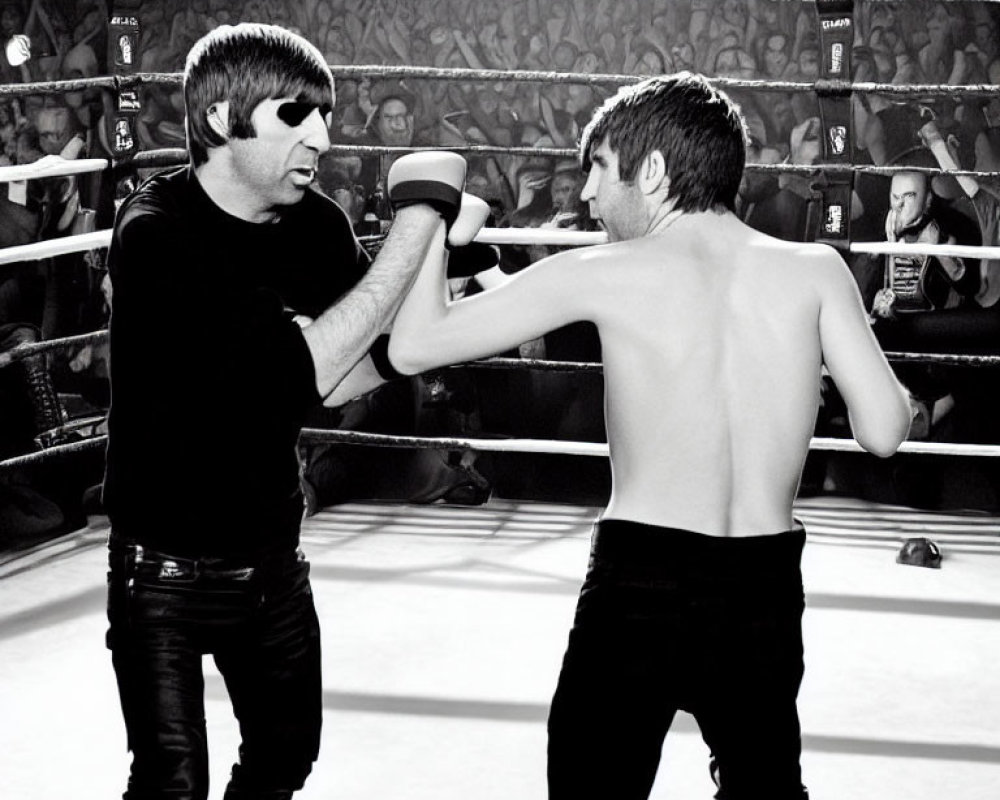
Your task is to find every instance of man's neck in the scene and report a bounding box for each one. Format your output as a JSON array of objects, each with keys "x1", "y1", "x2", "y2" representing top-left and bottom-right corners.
[{"x1": 195, "y1": 156, "x2": 279, "y2": 224}]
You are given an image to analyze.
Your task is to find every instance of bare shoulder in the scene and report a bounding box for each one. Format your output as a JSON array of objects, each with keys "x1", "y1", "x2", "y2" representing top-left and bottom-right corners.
[
  {"x1": 754, "y1": 234, "x2": 851, "y2": 283},
  {"x1": 521, "y1": 240, "x2": 626, "y2": 284}
]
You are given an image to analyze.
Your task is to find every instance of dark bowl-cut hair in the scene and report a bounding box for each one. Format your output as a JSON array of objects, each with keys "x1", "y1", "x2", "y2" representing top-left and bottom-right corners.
[
  {"x1": 184, "y1": 23, "x2": 334, "y2": 166},
  {"x1": 579, "y1": 72, "x2": 747, "y2": 214}
]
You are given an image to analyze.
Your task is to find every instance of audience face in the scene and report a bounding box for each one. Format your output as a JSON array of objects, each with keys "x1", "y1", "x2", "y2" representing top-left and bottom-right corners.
[
  {"x1": 552, "y1": 41, "x2": 578, "y2": 71},
  {"x1": 15, "y1": 130, "x2": 42, "y2": 164},
  {"x1": 797, "y1": 48, "x2": 820, "y2": 79},
  {"x1": 636, "y1": 48, "x2": 666, "y2": 76},
  {"x1": 550, "y1": 170, "x2": 582, "y2": 213},
  {"x1": 375, "y1": 97, "x2": 413, "y2": 146},
  {"x1": 35, "y1": 106, "x2": 75, "y2": 155},
  {"x1": 465, "y1": 171, "x2": 491, "y2": 200},
  {"x1": 722, "y1": 0, "x2": 747, "y2": 28},
  {"x1": 975, "y1": 20, "x2": 999, "y2": 58},
  {"x1": 925, "y1": 3, "x2": 954, "y2": 43},
  {"x1": 763, "y1": 34, "x2": 789, "y2": 78},
  {"x1": 671, "y1": 42, "x2": 696, "y2": 71},
  {"x1": 889, "y1": 172, "x2": 931, "y2": 235},
  {"x1": 0, "y1": 3, "x2": 22, "y2": 38},
  {"x1": 715, "y1": 47, "x2": 755, "y2": 79}
]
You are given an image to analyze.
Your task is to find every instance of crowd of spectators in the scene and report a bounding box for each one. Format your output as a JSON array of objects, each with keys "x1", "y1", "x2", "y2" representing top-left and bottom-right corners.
[{"x1": 4, "y1": 0, "x2": 1000, "y2": 531}]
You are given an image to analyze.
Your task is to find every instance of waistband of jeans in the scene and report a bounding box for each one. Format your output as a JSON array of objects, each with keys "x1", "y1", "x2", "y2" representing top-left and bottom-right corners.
[
  {"x1": 592, "y1": 518, "x2": 805, "y2": 573},
  {"x1": 109, "y1": 533, "x2": 302, "y2": 579}
]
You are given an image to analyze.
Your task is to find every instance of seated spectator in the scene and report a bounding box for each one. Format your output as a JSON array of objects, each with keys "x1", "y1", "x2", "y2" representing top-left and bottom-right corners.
[
  {"x1": 871, "y1": 157, "x2": 982, "y2": 440},
  {"x1": 354, "y1": 80, "x2": 430, "y2": 219},
  {"x1": 874, "y1": 171, "x2": 974, "y2": 318}
]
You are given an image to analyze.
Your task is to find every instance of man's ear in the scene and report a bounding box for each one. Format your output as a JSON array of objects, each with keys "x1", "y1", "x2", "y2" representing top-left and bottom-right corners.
[
  {"x1": 638, "y1": 150, "x2": 667, "y2": 196},
  {"x1": 206, "y1": 101, "x2": 231, "y2": 140}
]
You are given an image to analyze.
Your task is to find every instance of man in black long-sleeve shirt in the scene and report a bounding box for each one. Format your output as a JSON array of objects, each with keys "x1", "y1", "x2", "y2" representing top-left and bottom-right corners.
[{"x1": 102, "y1": 23, "x2": 452, "y2": 800}]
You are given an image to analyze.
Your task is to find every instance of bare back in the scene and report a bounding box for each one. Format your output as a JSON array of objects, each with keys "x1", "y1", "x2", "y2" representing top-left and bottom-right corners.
[
  {"x1": 390, "y1": 212, "x2": 910, "y2": 537},
  {"x1": 592, "y1": 216, "x2": 826, "y2": 535}
]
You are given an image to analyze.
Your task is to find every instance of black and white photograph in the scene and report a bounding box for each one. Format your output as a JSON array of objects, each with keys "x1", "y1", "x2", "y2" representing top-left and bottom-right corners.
[{"x1": 1, "y1": 1, "x2": 999, "y2": 798}]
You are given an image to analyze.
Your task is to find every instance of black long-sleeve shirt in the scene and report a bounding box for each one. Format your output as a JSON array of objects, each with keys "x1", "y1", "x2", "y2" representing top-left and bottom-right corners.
[{"x1": 103, "y1": 167, "x2": 368, "y2": 557}]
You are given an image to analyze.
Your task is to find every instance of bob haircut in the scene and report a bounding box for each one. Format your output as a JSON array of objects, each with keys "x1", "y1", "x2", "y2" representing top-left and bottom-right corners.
[
  {"x1": 579, "y1": 72, "x2": 748, "y2": 214},
  {"x1": 184, "y1": 23, "x2": 334, "y2": 166}
]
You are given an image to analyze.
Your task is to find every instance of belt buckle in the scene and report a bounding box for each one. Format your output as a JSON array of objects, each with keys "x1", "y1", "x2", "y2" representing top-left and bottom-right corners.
[
  {"x1": 133, "y1": 545, "x2": 197, "y2": 582},
  {"x1": 158, "y1": 559, "x2": 186, "y2": 579}
]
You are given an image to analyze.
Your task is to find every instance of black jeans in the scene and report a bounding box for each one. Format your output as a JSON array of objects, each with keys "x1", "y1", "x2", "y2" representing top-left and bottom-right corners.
[
  {"x1": 548, "y1": 519, "x2": 809, "y2": 800},
  {"x1": 106, "y1": 536, "x2": 322, "y2": 800}
]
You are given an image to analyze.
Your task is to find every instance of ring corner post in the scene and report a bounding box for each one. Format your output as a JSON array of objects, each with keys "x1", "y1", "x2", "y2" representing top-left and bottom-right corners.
[
  {"x1": 814, "y1": 0, "x2": 857, "y2": 249},
  {"x1": 106, "y1": 7, "x2": 142, "y2": 206}
]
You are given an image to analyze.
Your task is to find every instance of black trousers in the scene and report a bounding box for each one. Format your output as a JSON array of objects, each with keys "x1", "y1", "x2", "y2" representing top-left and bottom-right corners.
[
  {"x1": 106, "y1": 537, "x2": 322, "y2": 800},
  {"x1": 548, "y1": 519, "x2": 809, "y2": 800}
]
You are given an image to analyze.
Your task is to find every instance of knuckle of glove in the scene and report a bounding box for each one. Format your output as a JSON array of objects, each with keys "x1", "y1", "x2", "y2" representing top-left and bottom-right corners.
[
  {"x1": 387, "y1": 152, "x2": 467, "y2": 224},
  {"x1": 447, "y1": 193, "x2": 491, "y2": 247}
]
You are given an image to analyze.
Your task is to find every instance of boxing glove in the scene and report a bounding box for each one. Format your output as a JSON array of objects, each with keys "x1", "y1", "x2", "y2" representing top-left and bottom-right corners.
[
  {"x1": 387, "y1": 151, "x2": 467, "y2": 228},
  {"x1": 445, "y1": 193, "x2": 498, "y2": 276}
]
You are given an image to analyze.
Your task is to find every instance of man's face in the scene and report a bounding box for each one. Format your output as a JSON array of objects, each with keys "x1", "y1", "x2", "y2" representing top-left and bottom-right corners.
[
  {"x1": 798, "y1": 48, "x2": 819, "y2": 79},
  {"x1": 376, "y1": 98, "x2": 413, "y2": 146},
  {"x1": 1, "y1": 5, "x2": 22, "y2": 37},
  {"x1": 764, "y1": 35, "x2": 788, "y2": 77},
  {"x1": 976, "y1": 22, "x2": 999, "y2": 56},
  {"x1": 926, "y1": 3, "x2": 950, "y2": 37},
  {"x1": 550, "y1": 172, "x2": 581, "y2": 212},
  {"x1": 637, "y1": 49, "x2": 664, "y2": 75},
  {"x1": 226, "y1": 97, "x2": 331, "y2": 216},
  {"x1": 580, "y1": 139, "x2": 645, "y2": 242},
  {"x1": 889, "y1": 172, "x2": 929, "y2": 233},
  {"x1": 36, "y1": 107, "x2": 73, "y2": 155}
]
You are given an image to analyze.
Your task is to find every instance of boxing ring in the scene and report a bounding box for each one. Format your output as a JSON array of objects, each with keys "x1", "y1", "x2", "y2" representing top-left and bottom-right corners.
[{"x1": 3, "y1": 5, "x2": 1000, "y2": 799}]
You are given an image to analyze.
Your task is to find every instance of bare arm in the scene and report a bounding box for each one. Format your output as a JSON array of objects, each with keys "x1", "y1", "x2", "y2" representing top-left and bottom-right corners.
[
  {"x1": 389, "y1": 236, "x2": 598, "y2": 374},
  {"x1": 322, "y1": 352, "x2": 387, "y2": 407},
  {"x1": 920, "y1": 119, "x2": 980, "y2": 198},
  {"x1": 817, "y1": 250, "x2": 912, "y2": 457},
  {"x1": 301, "y1": 205, "x2": 441, "y2": 398}
]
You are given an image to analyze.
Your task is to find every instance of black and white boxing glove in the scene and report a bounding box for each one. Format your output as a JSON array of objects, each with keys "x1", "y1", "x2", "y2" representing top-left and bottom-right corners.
[{"x1": 387, "y1": 151, "x2": 467, "y2": 230}]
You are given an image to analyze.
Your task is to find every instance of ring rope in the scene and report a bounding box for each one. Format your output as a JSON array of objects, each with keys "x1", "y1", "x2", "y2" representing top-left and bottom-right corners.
[
  {"x1": 849, "y1": 241, "x2": 1000, "y2": 260},
  {"x1": 5, "y1": 428, "x2": 1000, "y2": 475},
  {"x1": 0, "y1": 230, "x2": 111, "y2": 266},
  {"x1": 0, "y1": 330, "x2": 108, "y2": 369},
  {"x1": 6, "y1": 226, "x2": 1000, "y2": 272},
  {"x1": 0, "y1": 157, "x2": 108, "y2": 183},
  {"x1": 3, "y1": 67, "x2": 1000, "y2": 100},
  {"x1": 0, "y1": 328, "x2": 997, "y2": 373},
  {"x1": 0, "y1": 435, "x2": 106, "y2": 470},
  {"x1": 130, "y1": 142, "x2": 1000, "y2": 180}
]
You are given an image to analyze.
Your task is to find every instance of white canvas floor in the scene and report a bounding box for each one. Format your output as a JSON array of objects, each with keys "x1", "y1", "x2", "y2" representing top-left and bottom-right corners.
[{"x1": 1, "y1": 496, "x2": 999, "y2": 799}]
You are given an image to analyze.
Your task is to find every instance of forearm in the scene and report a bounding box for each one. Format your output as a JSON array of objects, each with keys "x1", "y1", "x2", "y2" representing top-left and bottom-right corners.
[
  {"x1": 927, "y1": 136, "x2": 979, "y2": 197},
  {"x1": 322, "y1": 353, "x2": 386, "y2": 407},
  {"x1": 386, "y1": 226, "x2": 451, "y2": 375},
  {"x1": 302, "y1": 206, "x2": 442, "y2": 397}
]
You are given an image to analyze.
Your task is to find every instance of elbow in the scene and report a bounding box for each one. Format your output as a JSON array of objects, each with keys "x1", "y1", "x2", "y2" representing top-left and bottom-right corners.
[
  {"x1": 854, "y1": 408, "x2": 911, "y2": 459},
  {"x1": 386, "y1": 335, "x2": 429, "y2": 377},
  {"x1": 861, "y1": 435, "x2": 904, "y2": 460}
]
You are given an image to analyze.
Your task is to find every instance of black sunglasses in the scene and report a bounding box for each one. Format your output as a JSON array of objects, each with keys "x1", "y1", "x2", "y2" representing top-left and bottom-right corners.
[{"x1": 277, "y1": 101, "x2": 333, "y2": 128}]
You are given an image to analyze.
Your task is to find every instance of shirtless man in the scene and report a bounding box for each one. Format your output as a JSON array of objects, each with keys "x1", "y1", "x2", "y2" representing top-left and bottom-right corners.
[{"x1": 387, "y1": 73, "x2": 912, "y2": 799}]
